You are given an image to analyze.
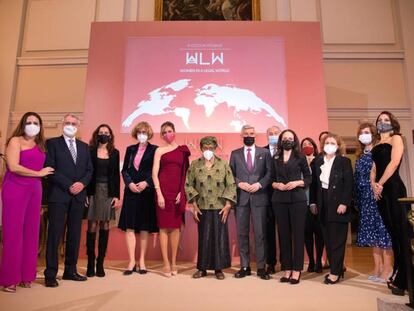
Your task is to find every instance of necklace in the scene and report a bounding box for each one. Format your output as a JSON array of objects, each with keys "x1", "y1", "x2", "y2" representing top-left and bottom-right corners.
[{"x1": 363, "y1": 148, "x2": 371, "y2": 154}]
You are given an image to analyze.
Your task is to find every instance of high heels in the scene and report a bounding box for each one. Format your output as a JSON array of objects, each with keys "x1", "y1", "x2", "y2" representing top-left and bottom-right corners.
[
  {"x1": 324, "y1": 271, "x2": 344, "y2": 285},
  {"x1": 3, "y1": 285, "x2": 17, "y2": 293},
  {"x1": 171, "y1": 265, "x2": 178, "y2": 276},
  {"x1": 162, "y1": 266, "x2": 172, "y2": 278},
  {"x1": 280, "y1": 272, "x2": 292, "y2": 283},
  {"x1": 290, "y1": 272, "x2": 301, "y2": 285},
  {"x1": 123, "y1": 266, "x2": 137, "y2": 275},
  {"x1": 19, "y1": 282, "x2": 31, "y2": 288}
]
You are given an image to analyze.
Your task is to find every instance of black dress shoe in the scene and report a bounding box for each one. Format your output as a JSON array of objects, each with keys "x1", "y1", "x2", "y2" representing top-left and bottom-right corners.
[
  {"x1": 215, "y1": 270, "x2": 225, "y2": 280},
  {"x1": 280, "y1": 272, "x2": 292, "y2": 283},
  {"x1": 234, "y1": 267, "x2": 251, "y2": 278},
  {"x1": 266, "y1": 265, "x2": 276, "y2": 275},
  {"x1": 123, "y1": 266, "x2": 137, "y2": 276},
  {"x1": 62, "y1": 273, "x2": 87, "y2": 281},
  {"x1": 192, "y1": 270, "x2": 207, "y2": 279},
  {"x1": 257, "y1": 269, "x2": 271, "y2": 280},
  {"x1": 138, "y1": 269, "x2": 147, "y2": 275},
  {"x1": 390, "y1": 286, "x2": 405, "y2": 296},
  {"x1": 45, "y1": 278, "x2": 59, "y2": 287}
]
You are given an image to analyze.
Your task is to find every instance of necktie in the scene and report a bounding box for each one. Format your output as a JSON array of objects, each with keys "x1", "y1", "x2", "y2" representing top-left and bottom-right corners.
[
  {"x1": 246, "y1": 148, "x2": 253, "y2": 172},
  {"x1": 69, "y1": 139, "x2": 77, "y2": 164}
]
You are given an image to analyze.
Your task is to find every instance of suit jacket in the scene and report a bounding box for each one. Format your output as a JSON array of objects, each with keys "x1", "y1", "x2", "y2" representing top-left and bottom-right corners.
[
  {"x1": 121, "y1": 143, "x2": 158, "y2": 194},
  {"x1": 229, "y1": 146, "x2": 273, "y2": 207},
  {"x1": 87, "y1": 148, "x2": 120, "y2": 198},
  {"x1": 309, "y1": 155, "x2": 353, "y2": 223},
  {"x1": 271, "y1": 154, "x2": 311, "y2": 203},
  {"x1": 45, "y1": 136, "x2": 93, "y2": 203}
]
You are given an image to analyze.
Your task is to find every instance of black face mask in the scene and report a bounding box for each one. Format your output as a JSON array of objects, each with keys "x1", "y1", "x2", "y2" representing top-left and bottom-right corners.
[
  {"x1": 243, "y1": 136, "x2": 255, "y2": 146},
  {"x1": 97, "y1": 134, "x2": 110, "y2": 144},
  {"x1": 377, "y1": 122, "x2": 394, "y2": 133},
  {"x1": 281, "y1": 140, "x2": 295, "y2": 150}
]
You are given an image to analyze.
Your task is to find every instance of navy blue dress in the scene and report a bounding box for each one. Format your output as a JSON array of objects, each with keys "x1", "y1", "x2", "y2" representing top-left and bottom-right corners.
[{"x1": 355, "y1": 151, "x2": 392, "y2": 249}]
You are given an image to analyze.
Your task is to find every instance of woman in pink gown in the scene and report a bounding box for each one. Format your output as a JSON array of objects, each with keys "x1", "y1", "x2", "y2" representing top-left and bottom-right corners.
[
  {"x1": 152, "y1": 121, "x2": 190, "y2": 277},
  {"x1": 0, "y1": 112, "x2": 54, "y2": 292}
]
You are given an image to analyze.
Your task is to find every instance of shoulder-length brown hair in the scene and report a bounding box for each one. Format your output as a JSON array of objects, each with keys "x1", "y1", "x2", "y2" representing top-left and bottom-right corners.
[
  {"x1": 375, "y1": 110, "x2": 401, "y2": 136},
  {"x1": 321, "y1": 133, "x2": 346, "y2": 156},
  {"x1": 355, "y1": 122, "x2": 378, "y2": 158},
  {"x1": 7, "y1": 112, "x2": 46, "y2": 152},
  {"x1": 89, "y1": 124, "x2": 115, "y2": 154}
]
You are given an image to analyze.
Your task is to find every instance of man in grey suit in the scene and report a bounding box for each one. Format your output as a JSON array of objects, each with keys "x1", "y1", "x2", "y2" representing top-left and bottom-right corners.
[{"x1": 229, "y1": 125, "x2": 273, "y2": 280}]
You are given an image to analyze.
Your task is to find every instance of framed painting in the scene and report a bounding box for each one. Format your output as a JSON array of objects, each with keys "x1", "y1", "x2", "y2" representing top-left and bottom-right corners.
[{"x1": 155, "y1": 0, "x2": 261, "y2": 21}]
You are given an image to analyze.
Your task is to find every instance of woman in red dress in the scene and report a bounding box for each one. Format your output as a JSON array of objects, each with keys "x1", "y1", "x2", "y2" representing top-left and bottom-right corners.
[{"x1": 152, "y1": 121, "x2": 190, "y2": 277}]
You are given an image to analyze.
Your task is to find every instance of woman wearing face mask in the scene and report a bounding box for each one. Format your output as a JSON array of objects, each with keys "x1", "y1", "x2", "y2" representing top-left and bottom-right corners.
[
  {"x1": 301, "y1": 137, "x2": 324, "y2": 273},
  {"x1": 0, "y1": 112, "x2": 54, "y2": 292},
  {"x1": 271, "y1": 129, "x2": 311, "y2": 285},
  {"x1": 118, "y1": 122, "x2": 158, "y2": 275},
  {"x1": 85, "y1": 124, "x2": 120, "y2": 277},
  {"x1": 309, "y1": 133, "x2": 353, "y2": 284},
  {"x1": 354, "y1": 122, "x2": 392, "y2": 283},
  {"x1": 371, "y1": 111, "x2": 410, "y2": 295},
  {"x1": 152, "y1": 121, "x2": 190, "y2": 277},
  {"x1": 185, "y1": 136, "x2": 236, "y2": 280}
]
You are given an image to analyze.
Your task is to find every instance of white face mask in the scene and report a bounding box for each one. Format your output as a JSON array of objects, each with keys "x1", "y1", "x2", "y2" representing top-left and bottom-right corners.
[
  {"x1": 137, "y1": 133, "x2": 148, "y2": 144},
  {"x1": 25, "y1": 124, "x2": 40, "y2": 137},
  {"x1": 203, "y1": 150, "x2": 214, "y2": 161},
  {"x1": 63, "y1": 125, "x2": 77, "y2": 138},
  {"x1": 324, "y1": 144, "x2": 337, "y2": 155},
  {"x1": 358, "y1": 133, "x2": 372, "y2": 145}
]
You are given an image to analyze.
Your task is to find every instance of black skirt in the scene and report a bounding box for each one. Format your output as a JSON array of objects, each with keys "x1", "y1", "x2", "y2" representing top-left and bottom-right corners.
[
  {"x1": 197, "y1": 210, "x2": 231, "y2": 271},
  {"x1": 118, "y1": 189, "x2": 158, "y2": 233}
]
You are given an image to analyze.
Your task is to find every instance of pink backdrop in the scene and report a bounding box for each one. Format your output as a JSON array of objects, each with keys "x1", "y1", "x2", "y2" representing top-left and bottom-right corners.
[{"x1": 81, "y1": 21, "x2": 328, "y2": 262}]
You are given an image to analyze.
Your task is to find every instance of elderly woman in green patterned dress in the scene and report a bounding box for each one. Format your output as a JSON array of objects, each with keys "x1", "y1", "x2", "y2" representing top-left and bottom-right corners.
[{"x1": 185, "y1": 136, "x2": 237, "y2": 280}]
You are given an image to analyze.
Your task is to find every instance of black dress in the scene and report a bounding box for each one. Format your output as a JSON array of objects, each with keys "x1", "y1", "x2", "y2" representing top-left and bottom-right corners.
[
  {"x1": 118, "y1": 143, "x2": 158, "y2": 233},
  {"x1": 372, "y1": 143, "x2": 411, "y2": 290}
]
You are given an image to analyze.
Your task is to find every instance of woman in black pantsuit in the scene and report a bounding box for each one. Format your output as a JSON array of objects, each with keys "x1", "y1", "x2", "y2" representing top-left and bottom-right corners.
[
  {"x1": 310, "y1": 133, "x2": 353, "y2": 284},
  {"x1": 118, "y1": 121, "x2": 158, "y2": 275},
  {"x1": 272, "y1": 129, "x2": 312, "y2": 285}
]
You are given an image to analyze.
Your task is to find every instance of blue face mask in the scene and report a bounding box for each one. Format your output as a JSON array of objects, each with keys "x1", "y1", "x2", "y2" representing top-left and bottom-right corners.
[{"x1": 268, "y1": 135, "x2": 279, "y2": 146}]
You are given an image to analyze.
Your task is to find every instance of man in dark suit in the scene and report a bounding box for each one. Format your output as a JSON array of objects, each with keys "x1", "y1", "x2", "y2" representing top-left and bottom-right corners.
[
  {"x1": 230, "y1": 125, "x2": 273, "y2": 280},
  {"x1": 44, "y1": 114, "x2": 93, "y2": 287},
  {"x1": 263, "y1": 126, "x2": 281, "y2": 274}
]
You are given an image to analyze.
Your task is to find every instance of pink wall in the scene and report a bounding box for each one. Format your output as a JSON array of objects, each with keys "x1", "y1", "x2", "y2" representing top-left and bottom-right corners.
[{"x1": 81, "y1": 21, "x2": 328, "y2": 262}]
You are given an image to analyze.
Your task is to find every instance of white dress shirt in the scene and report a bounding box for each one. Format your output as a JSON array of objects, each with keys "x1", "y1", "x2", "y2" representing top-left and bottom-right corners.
[
  {"x1": 63, "y1": 134, "x2": 77, "y2": 154},
  {"x1": 243, "y1": 145, "x2": 256, "y2": 166},
  {"x1": 269, "y1": 145, "x2": 277, "y2": 157},
  {"x1": 320, "y1": 155, "x2": 335, "y2": 189}
]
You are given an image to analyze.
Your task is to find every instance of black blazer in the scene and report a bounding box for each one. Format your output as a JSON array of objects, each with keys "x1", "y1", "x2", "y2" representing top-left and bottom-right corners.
[
  {"x1": 45, "y1": 136, "x2": 93, "y2": 203},
  {"x1": 87, "y1": 148, "x2": 120, "y2": 198},
  {"x1": 122, "y1": 143, "x2": 158, "y2": 192},
  {"x1": 271, "y1": 154, "x2": 311, "y2": 203},
  {"x1": 309, "y1": 155, "x2": 353, "y2": 223}
]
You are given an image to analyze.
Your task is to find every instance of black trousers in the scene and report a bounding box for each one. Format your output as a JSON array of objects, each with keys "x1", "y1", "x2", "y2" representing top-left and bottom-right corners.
[
  {"x1": 44, "y1": 198, "x2": 84, "y2": 279},
  {"x1": 377, "y1": 192, "x2": 412, "y2": 290},
  {"x1": 265, "y1": 205, "x2": 277, "y2": 267},
  {"x1": 321, "y1": 190, "x2": 348, "y2": 276},
  {"x1": 273, "y1": 201, "x2": 307, "y2": 271},
  {"x1": 304, "y1": 209, "x2": 324, "y2": 266}
]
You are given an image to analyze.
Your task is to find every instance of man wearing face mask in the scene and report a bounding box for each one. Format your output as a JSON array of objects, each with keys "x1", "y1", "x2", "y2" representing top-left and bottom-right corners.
[
  {"x1": 263, "y1": 126, "x2": 281, "y2": 274},
  {"x1": 43, "y1": 114, "x2": 93, "y2": 287},
  {"x1": 229, "y1": 125, "x2": 273, "y2": 280}
]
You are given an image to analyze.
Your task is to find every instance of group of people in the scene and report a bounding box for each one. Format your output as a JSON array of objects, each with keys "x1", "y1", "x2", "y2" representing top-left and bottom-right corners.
[{"x1": 0, "y1": 111, "x2": 411, "y2": 297}]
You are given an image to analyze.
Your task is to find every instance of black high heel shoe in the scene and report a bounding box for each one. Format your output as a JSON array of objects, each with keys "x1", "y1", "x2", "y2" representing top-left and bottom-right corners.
[
  {"x1": 290, "y1": 272, "x2": 301, "y2": 285},
  {"x1": 280, "y1": 272, "x2": 292, "y2": 283},
  {"x1": 123, "y1": 266, "x2": 137, "y2": 275},
  {"x1": 324, "y1": 271, "x2": 344, "y2": 285}
]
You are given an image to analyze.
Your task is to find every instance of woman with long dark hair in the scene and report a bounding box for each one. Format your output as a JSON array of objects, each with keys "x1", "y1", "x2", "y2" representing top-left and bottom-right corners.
[
  {"x1": 0, "y1": 112, "x2": 54, "y2": 292},
  {"x1": 371, "y1": 111, "x2": 411, "y2": 295},
  {"x1": 301, "y1": 137, "x2": 324, "y2": 273},
  {"x1": 86, "y1": 124, "x2": 120, "y2": 277},
  {"x1": 272, "y1": 129, "x2": 311, "y2": 284}
]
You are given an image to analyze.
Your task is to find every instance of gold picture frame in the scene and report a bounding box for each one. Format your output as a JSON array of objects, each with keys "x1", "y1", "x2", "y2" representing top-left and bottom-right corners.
[{"x1": 155, "y1": 0, "x2": 261, "y2": 21}]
